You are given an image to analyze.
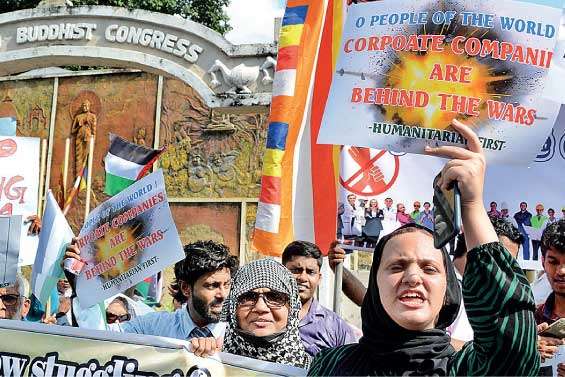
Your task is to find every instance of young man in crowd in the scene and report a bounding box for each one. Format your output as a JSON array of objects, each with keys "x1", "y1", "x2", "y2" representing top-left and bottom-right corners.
[
  {"x1": 514, "y1": 201, "x2": 532, "y2": 260},
  {"x1": 282, "y1": 240, "x2": 356, "y2": 356},
  {"x1": 535, "y1": 219, "x2": 565, "y2": 371},
  {"x1": 64, "y1": 240, "x2": 238, "y2": 340},
  {"x1": 0, "y1": 274, "x2": 30, "y2": 320}
]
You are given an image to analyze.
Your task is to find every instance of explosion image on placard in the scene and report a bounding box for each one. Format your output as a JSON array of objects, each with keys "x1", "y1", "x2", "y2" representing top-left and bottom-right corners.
[
  {"x1": 374, "y1": 7, "x2": 517, "y2": 130},
  {"x1": 382, "y1": 47, "x2": 511, "y2": 129},
  {"x1": 92, "y1": 222, "x2": 143, "y2": 280}
]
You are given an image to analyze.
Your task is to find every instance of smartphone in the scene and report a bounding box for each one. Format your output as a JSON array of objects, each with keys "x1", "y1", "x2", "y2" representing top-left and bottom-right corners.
[
  {"x1": 432, "y1": 172, "x2": 462, "y2": 249},
  {"x1": 540, "y1": 318, "x2": 565, "y2": 338}
]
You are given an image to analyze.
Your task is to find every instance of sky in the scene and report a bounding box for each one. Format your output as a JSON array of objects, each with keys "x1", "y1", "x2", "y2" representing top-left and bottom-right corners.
[{"x1": 225, "y1": 0, "x2": 285, "y2": 44}]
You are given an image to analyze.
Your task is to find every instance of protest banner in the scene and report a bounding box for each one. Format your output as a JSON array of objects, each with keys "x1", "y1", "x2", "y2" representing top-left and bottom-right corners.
[
  {"x1": 0, "y1": 136, "x2": 40, "y2": 265},
  {"x1": 0, "y1": 215, "x2": 21, "y2": 288},
  {"x1": 318, "y1": 0, "x2": 562, "y2": 163},
  {"x1": 0, "y1": 320, "x2": 306, "y2": 377},
  {"x1": 31, "y1": 192, "x2": 74, "y2": 305},
  {"x1": 75, "y1": 169, "x2": 184, "y2": 308}
]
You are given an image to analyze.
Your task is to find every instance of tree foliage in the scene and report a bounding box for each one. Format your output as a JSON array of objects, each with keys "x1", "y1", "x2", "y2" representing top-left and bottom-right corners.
[{"x1": 0, "y1": 0, "x2": 232, "y2": 34}]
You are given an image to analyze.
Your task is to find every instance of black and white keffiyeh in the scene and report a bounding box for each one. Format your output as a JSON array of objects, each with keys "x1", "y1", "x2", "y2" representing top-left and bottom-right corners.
[{"x1": 222, "y1": 258, "x2": 311, "y2": 368}]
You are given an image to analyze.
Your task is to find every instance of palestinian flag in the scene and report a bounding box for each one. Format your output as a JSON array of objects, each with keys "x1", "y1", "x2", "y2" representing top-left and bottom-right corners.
[{"x1": 104, "y1": 134, "x2": 163, "y2": 196}]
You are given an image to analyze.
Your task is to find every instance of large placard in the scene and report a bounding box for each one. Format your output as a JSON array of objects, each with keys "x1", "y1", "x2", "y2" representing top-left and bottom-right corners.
[
  {"x1": 75, "y1": 170, "x2": 184, "y2": 308},
  {"x1": 318, "y1": 0, "x2": 562, "y2": 163}
]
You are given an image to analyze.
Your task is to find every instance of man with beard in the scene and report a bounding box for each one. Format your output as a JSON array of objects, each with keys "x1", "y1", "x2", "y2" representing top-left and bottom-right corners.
[
  {"x1": 65, "y1": 240, "x2": 238, "y2": 340},
  {"x1": 282, "y1": 241, "x2": 356, "y2": 356},
  {"x1": 535, "y1": 220, "x2": 565, "y2": 374}
]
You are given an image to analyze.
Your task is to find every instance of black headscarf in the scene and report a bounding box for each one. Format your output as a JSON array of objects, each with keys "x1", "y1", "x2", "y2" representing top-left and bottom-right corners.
[{"x1": 323, "y1": 223, "x2": 462, "y2": 376}]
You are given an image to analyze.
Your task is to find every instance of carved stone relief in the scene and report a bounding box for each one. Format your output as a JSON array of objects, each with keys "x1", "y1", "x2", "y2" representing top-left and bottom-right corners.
[
  {"x1": 0, "y1": 78, "x2": 53, "y2": 139},
  {"x1": 160, "y1": 78, "x2": 269, "y2": 199}
]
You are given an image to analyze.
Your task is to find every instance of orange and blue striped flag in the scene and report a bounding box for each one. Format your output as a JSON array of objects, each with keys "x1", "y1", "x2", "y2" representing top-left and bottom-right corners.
[{"x1": 253, "y1": 0, "x2": 346, "y2": 256}]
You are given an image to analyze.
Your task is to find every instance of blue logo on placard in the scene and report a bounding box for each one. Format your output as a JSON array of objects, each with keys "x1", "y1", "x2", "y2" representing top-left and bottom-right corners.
[{"x1": 535, "y1": 131, "x2": 556, "y2": 162}]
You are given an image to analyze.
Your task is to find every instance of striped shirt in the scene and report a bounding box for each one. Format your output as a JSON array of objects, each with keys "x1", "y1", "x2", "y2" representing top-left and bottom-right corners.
[{"x1": 308, "y1": 242, "x2": 540, "y2": 376}]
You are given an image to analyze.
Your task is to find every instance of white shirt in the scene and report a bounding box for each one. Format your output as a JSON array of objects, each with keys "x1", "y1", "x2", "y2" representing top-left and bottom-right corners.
[
  {"x1": 109, "y1": 304, "x2": 226, "y2": 340},
  {"x1": 448, "y1": 271, "x2": 474, "y2": 342},
  {"x1": 382, "y1": 207, "x2": 397, "y2": 222}
]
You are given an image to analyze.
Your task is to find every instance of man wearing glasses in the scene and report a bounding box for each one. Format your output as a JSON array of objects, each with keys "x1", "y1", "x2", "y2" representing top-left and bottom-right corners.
[{"x1": 0, "y1": 274, "x2": 30, "y2": 320}]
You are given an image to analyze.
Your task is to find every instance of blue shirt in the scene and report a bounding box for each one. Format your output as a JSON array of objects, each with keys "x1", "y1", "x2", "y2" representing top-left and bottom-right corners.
[
  {"x1": 109, "y1": 304, "x2": 226, "y2": 340},
  {"x1": 298, "y1": 299, "x2": 356, "y2": 356}
]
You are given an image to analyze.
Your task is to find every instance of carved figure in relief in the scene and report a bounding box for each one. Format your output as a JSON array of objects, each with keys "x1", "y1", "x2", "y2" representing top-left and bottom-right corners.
[
  {"x1": 260, "y1": 56, "x2": 277, "y2": 85},
  {"x1": 210, "y1": 151, "x2": 239, "y2": 195},
  {"x1": 188, "y1": 154, "x2": 212, "y2": 194},
  {"x1": 29, "y1": 105, "x2": 47, "y2": 132},
  {"x1": 134, "y1": 128, "x2": 147, "y2": 146},
  {"x1": 207, "y1": 59, "x2": 260, "y2": 94},
  {"x1": 71, "y1": 100, "x2": 97, "y2": 174},
  {"x1": 174, "y1": 123, "x2": 190, "y2": 143}
]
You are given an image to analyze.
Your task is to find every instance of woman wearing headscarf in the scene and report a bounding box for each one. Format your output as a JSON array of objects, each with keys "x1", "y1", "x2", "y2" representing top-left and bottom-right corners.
[
  {"x1": 211, "y1": 258, "x2": 311, "y2": 368},
  {"x1": 309, "y1": 120, "x2": 539, "y2": 376}
]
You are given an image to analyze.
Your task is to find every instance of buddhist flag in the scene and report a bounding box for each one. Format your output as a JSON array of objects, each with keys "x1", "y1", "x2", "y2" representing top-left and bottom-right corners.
[
  {"x1": 104, "y1": 134, "x2": 162, "y2": 196},
  {"x1": 253, "y1": 0, "x2": 344, "y2": 256}
]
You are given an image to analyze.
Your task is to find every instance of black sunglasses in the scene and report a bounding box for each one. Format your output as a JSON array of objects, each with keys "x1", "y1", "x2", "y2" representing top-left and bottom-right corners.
[
  {"x1": 0, "y1": 294, "x2": 20, "y2": 306},
  {"x1": 106, "y1": 312, "x2": 131, "y2": 323},
  {"x1": 237, "y1": 291, "x2": 289, "y2": 308}
]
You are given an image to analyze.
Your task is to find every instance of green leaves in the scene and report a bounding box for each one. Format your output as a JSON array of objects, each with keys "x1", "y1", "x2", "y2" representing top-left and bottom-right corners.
[{"x1": 0, "y1": 0, "x2": 232, "y2": 35}]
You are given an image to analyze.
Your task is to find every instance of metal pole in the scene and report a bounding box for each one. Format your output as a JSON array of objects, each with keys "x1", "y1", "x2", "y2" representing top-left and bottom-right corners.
[{"x1": 333, "y1": 261, "x2": 343, "y2": 315}]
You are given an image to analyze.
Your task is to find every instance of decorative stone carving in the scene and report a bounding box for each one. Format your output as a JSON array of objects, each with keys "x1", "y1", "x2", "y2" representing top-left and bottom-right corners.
[
  {"x1": 69, "y1": 90, "x2": 101, "y2": 176},
  {"x1": 28, "y1": 105, "x2": 47, "y2": 131},
  {"x1": 134, "y1": 127, "x2": 147, "y2": 146},
  {"x1": 260, "y1": 57, "x2": 277, "y2": 85},
  {"x1": 207, "y1": 59, "x2": 260, "y2": 94}
]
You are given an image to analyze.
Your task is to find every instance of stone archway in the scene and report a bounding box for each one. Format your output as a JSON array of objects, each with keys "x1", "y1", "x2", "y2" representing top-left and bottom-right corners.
[{"x1": 0, "y1": 4, "x2": 276, "y2": 107}]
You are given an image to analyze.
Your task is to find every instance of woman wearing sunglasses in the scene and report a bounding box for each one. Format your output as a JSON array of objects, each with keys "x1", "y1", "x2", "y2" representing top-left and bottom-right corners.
[
  {"x1": 190, "y1": 258, "x2": 311, "y2": 368},
  {"x1": 225, "y1": 258, "x2": 311, "y2": 368}
]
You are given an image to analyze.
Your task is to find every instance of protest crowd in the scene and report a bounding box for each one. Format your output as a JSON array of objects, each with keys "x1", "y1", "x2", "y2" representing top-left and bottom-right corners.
[{"x1": 0, "y1": 118, "x2": 563, "y2": 376}]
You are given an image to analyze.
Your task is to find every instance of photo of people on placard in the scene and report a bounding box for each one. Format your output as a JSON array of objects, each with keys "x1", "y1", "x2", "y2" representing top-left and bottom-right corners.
[
  {"x1": 337, "y1": 193, "x2": 431, "y2": 250},
  {"x1": 336, "y1": 194, "x2": 562, "y2": 261}
]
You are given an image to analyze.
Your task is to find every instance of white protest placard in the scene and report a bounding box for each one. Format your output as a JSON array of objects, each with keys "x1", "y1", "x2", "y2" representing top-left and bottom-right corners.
[
  {"x1": 75, "y1": 169, "x2": 184, "y2": 308},
  {"x1": 0, "y1": 136, "x2": 40, "y2": 265},
  {"x1": 318, "y1": 0, "x2": 562, "y2": 163},
  {"x1": 0, "y1": 215, "x2": 21, "y2": 288}
]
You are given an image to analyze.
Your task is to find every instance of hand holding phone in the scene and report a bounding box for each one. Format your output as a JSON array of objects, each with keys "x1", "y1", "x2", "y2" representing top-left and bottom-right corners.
[{"x1": 432, "y1": 172, "x2": 462, "y2": 249}]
